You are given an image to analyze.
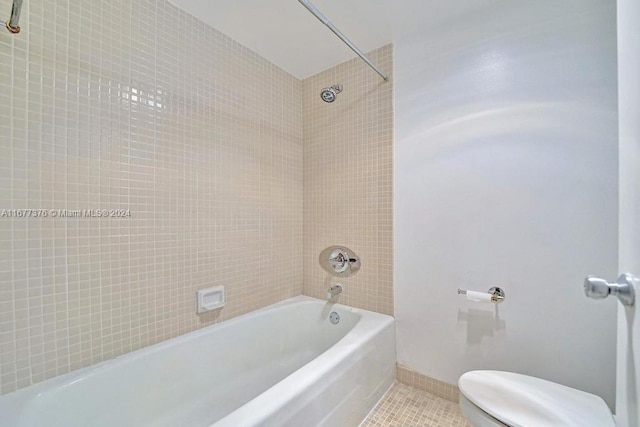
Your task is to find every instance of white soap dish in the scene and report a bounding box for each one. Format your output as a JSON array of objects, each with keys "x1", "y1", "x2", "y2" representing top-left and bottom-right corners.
[{"x1": 196, "y1": 286, "x2": 225, "y2": 313}]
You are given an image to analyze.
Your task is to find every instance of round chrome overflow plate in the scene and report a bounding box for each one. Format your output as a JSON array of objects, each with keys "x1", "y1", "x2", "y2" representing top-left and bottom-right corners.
[{"x1": 329, "y1": 311, "x2": 340, "y2": 325}]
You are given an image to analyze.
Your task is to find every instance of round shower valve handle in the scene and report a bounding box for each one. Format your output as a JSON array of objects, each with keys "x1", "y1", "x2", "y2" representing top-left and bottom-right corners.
[
  {"x1": 328, "y1": 249, "x2": 350, "y2": 274},
  {"x1": 319, "y1": 246, "x2": 361, "y2": 277}
]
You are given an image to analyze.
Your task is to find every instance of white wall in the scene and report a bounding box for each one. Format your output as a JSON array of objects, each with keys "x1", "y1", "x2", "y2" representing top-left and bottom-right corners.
[
  {"x1": 616, "y1": 0, "x2": 640, "y2": 424},
  {"x1": 394, "y1": 0, "x2": 618, "y2": 408}
]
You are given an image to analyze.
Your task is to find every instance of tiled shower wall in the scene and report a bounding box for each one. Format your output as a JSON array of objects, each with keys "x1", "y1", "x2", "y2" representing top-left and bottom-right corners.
[
  {"x1": 303, "y1": 45, "x2": 393, "y2": 315},
  {"x1": 0, "y1": 0, "x2": 303, "y2": 394}
]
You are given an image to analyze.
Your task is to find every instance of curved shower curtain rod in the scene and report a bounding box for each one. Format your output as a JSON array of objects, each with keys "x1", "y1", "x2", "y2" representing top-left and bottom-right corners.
[{"x1": 297, "y1": 0, "x2": 389, "y2": 82}]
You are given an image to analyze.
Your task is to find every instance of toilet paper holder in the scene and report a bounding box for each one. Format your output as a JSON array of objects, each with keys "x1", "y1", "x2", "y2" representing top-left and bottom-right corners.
[{"x1": 458, "y1": 287, "x2": 505, "y2": 303}]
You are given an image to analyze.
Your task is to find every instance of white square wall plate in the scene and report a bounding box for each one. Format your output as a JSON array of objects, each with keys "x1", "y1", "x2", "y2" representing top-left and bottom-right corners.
[{"x1": 196, "y1": 286, "x2": 225, "y2": 313}]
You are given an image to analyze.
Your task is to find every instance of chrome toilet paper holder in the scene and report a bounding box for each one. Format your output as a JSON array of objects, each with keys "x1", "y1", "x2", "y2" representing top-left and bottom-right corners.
[{"x1": 458, "y1": 287, "x2": 505, "y2": 303}]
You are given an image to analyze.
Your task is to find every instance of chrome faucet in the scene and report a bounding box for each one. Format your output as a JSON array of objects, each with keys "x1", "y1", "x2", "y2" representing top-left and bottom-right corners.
[{"x1": 326, "y1": 284, "x2": 343, "y2": 299}]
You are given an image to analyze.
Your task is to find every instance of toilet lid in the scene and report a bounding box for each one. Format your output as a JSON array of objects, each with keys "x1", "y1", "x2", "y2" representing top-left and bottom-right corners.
[{"x1": 458, "y1": 370, "x2": 615, "y2": 427}]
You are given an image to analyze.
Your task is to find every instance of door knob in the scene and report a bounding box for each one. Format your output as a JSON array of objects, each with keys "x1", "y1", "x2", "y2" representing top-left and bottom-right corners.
[{"x1": 584, "y1": 274, "x2": 636, "y2": 306}]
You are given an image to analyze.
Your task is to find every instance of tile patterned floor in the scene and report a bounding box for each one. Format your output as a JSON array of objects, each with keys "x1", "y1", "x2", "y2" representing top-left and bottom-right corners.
[{"x1": 361, "y1": 382, "x2": 472, "y2": 427}]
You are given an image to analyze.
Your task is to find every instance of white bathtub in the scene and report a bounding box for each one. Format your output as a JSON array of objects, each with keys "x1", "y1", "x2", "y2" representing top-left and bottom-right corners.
[{"x1": 0, "y1": 296, "x2": 396, "y2": 427}]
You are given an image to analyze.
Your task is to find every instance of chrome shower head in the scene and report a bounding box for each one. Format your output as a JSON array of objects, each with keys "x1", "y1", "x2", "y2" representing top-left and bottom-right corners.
[{"x1": 320, "y1": 84, "x2": 343, "y2": 103}]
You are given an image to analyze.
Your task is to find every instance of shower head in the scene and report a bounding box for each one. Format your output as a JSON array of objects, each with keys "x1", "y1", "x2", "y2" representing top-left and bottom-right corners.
[{"x1": 320, "y1": 84, "x2": 343, "y2": 103}]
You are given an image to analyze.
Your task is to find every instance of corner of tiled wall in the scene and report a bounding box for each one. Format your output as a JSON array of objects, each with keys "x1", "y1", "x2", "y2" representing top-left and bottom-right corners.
[
  {"x1": 397, "y1": 365, "x2": 461, "y2": 403},
  {"x1": 0, "y1": 0, "x2": 303, "y2": 394},
  {"x1": 302, "y1": 44, "x2": 394, "y2": 315}
]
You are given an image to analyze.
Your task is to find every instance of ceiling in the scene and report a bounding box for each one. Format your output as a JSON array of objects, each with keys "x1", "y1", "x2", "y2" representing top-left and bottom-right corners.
[{"x1": 168, "y1": 0, "x2": 497, "y2": 79}]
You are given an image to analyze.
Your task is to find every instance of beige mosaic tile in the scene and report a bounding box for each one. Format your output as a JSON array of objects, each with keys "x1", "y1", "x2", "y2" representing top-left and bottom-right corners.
[
  {"x1": 0, "y1": 0, "x2": 302, "y2": 395},
  {"x1": 302, "y1": 44, "x2": 394, "y2": 316},
  {"x1": 361, "y1": 383, "x2": 471, "y2": 427},
  {"x1": 397, "y1": 365, "x2": 461, "y2": 403},
  {"x1": 0, "y1": 0, "x2": 393, "y2": 398}
]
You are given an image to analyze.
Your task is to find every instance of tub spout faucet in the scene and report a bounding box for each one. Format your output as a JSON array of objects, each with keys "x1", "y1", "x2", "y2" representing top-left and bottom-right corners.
[{"x1": 327, "y1": 285, "x2": 343, "y2": 299}]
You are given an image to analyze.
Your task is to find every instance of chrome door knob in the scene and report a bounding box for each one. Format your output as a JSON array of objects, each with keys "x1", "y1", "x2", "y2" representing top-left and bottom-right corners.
[
  {"x1": 584, "y1": 274, "x2": 636, "y2": 306},
  {"x1": 584, "y1": 276, "x2": 613, "y2": 299}
]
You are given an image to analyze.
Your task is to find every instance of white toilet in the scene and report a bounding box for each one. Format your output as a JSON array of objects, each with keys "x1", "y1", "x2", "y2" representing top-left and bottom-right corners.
[
  {"x1": 458, "y1": 275, "x2": 639, "y2": 427},
  {"x1": 458, "y1": 370, "x2": 615, "y2": 427}
]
